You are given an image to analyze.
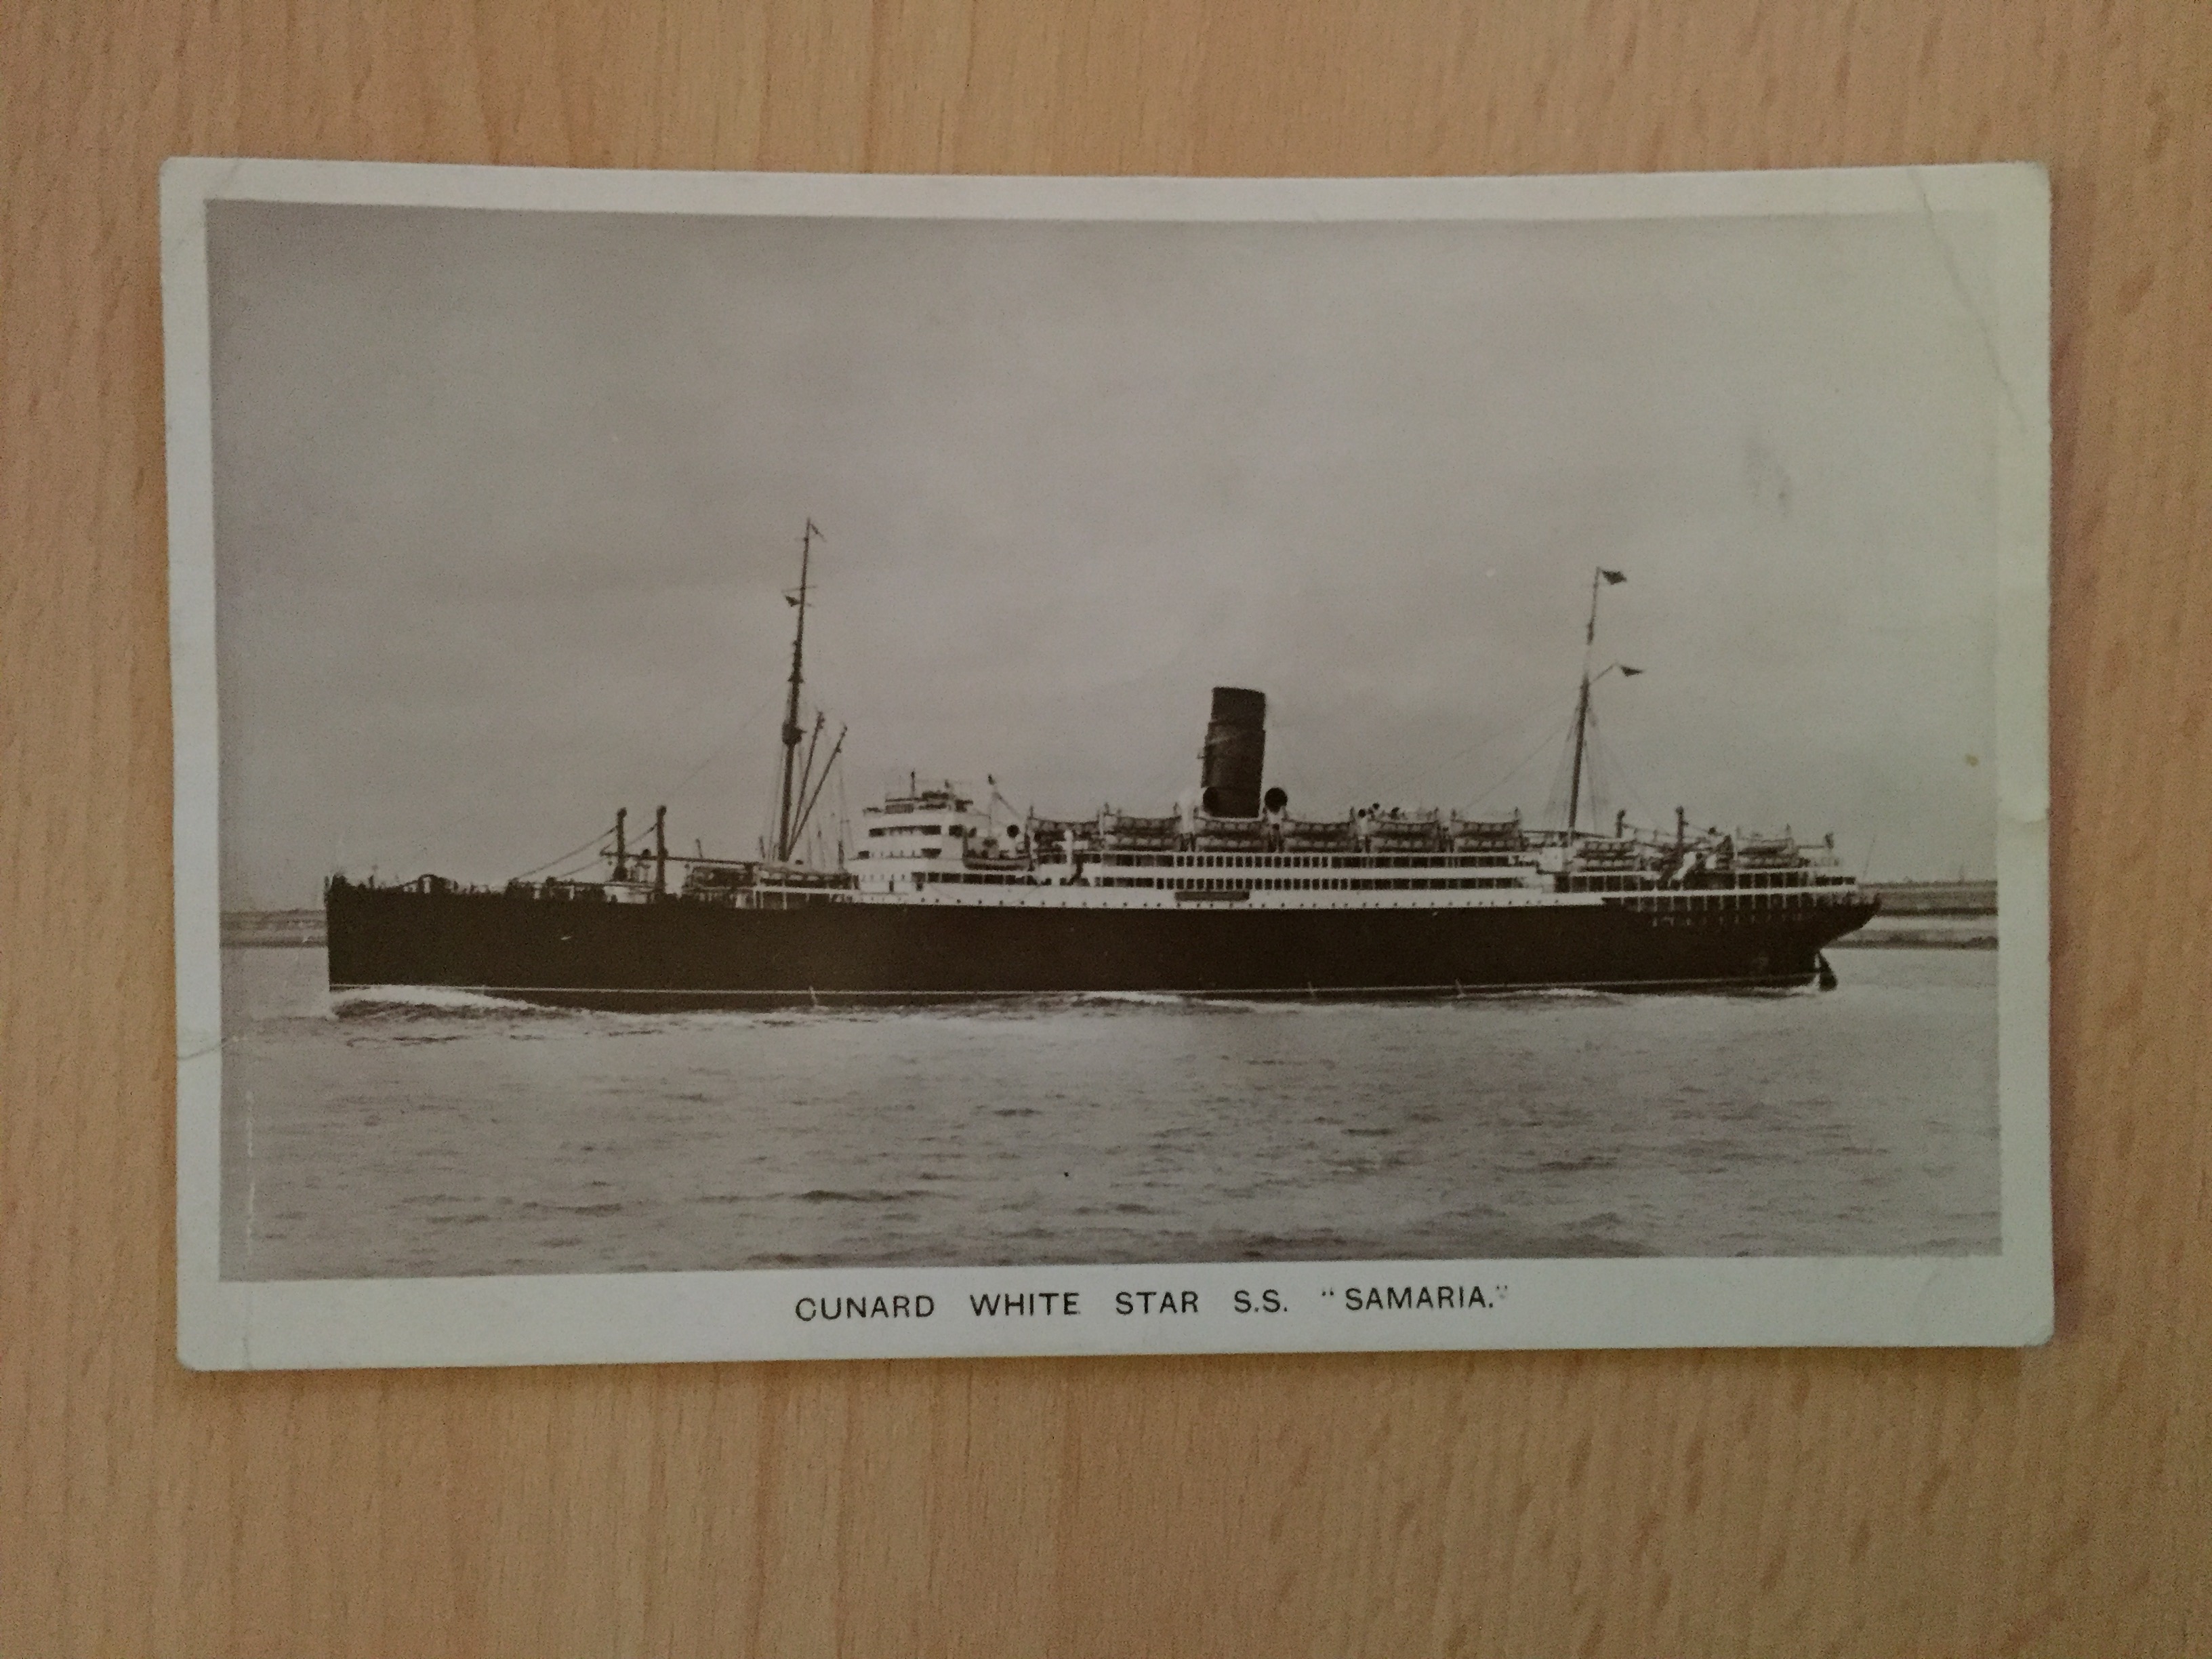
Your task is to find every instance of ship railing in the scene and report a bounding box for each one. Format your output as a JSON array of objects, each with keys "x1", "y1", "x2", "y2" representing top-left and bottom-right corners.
[
  {"x1": 680, "y1": 869, "x2": 757, "y2": 899},
  {"x1": 1449, "y1": 822, "x2": 1528, "y2": 851},
  {"x1": 870, "y1": 789, "x2": 975, "y2": 815},
  {"x1": 1097, "y1": 811, "x2": 1181, "y2": 848},
  {"x1": 753, "y1": 864, "x2": 858, "y2": 889},
  {"x1": 1525, "y1": 826, "x2": 1663, "y2": 852},
  {"x1": 1448, "y1": 812, "x2": 1525, "y2": 850},
  {"x1": 1533, "y1": 825, "x2": 1772, "y2": 862},
  {"x1": 1732, "y1": 830, "x2": 1801, "y2": 859},
  {"x1": 1366, "y1": 827, "x2": 1448, "y2": 854},
  {"x1": 532, "y1": 880, "x2": 611, "y2": 902},
  {"x1": 344, "y1": 872, "x2": 474, "y2": 895},
  {"x1": 961, "y1": 852, "x2": 1033, "y2": 873},
  {"x1": 1025, "y1": 817, "x2": 1100, "y2": 858},
  {"x1": 1280, "y1": 817, "x2": 1359, "y2": 852},
  {"x1": 1191, "y1": 814, "x2": 1273, "y2": 852},
  {"x1": 1571, "y1": 837, "x2": 1641, "y2": 859}
]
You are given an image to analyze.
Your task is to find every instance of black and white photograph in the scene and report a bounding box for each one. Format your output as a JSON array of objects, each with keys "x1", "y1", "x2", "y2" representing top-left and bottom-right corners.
[{"x1": 165, "y1": 161, "x2": 2050, "y2": 1368}]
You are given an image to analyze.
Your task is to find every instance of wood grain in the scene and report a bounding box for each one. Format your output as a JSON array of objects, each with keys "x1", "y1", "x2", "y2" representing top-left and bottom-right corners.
[{"x1": 3, "y1": 2, "x2": 2207, "y2": 1652}]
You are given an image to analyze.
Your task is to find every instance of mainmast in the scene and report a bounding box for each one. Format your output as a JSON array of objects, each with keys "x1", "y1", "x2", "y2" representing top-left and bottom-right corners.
[
  {"x1": 1565, "y1": 676, "x2": 1592, "y2": 836},
  {"x1": 1565, "y1": 567, "x2": 1624, "y2": 835},
  {"x1": 775, "y1": 520, "x2": 818, "y2": 863}
]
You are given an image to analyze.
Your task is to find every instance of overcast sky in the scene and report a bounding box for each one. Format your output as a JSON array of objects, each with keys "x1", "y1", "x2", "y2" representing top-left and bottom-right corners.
[{"x1": 208, "y1": 197, "x2": 2001, "y2": 907}]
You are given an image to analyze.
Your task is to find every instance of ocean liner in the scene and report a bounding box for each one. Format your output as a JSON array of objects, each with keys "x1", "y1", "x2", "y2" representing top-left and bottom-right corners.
[{"x1": 326, "y1": 528, "x2": 1877, "y2": 1004}]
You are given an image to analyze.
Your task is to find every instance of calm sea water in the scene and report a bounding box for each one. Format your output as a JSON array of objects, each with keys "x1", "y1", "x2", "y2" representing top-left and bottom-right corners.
[{"x1": 219, "y1": 945, "x2": 2001, "y2": 1279}]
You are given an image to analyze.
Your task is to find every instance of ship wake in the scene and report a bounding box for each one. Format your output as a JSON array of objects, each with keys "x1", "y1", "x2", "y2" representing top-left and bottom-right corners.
[{"x1": 329, "y1": 985, "x2": 575, "y2": 1021}]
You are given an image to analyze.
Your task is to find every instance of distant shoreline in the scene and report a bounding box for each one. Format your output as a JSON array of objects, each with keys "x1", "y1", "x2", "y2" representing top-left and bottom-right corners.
[
  {"x1": 1861, "y1": 880, "x2": 1997, "y2": 917},
  {"x1": 222, "y1": 909, "x2": 325, "y2": 947},
  {"x1": 1843, "y1": 882, "x2": 1997, "y2": 947}
]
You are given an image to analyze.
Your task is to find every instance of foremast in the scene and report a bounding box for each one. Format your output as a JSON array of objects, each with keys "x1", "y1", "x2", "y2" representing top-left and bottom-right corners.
[{"x1": 775, "y1": 520, "x2": 818, "y2": 863}]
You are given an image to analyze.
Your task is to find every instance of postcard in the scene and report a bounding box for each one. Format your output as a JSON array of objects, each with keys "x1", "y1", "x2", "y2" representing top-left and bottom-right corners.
[{"x1": 164, "y1": 159, "x2": 2050, "y2": 1367}]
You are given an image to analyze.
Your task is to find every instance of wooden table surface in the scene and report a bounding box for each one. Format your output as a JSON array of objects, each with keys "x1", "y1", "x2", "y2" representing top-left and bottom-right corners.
[{"x1": 4, "y1": 3, "x2": 2207, "y2": 1653}]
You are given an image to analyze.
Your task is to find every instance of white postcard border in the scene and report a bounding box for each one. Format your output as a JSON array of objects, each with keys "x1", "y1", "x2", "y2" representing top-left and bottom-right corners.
[{"x1": 164, "y1": 157, "x2": 2051, "y2": 1369}]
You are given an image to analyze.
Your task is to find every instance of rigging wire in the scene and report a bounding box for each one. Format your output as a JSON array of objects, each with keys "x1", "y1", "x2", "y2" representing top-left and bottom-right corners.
[
  {"x1": 1473, "y1": 707, "x2": 1582, "y2": 817},
  {"x1": 655, "y1": 685, "x2": 785, "y2": 807},
  {"x1": 1541, "y1": 716, "x2": 1579, "y2": 829},
  {"x1": 538, "y1": 851, "x2": 609, "y2": 882},
  {"x1": 1263, "y1": 731, "x2": 1319, "y2": 815},
  {"x1": 1363, "y1": 682, "x2": 1584, "y2": 812},
  {"x1": 510, "y1": 822, "x2": 620, "y2": 882},
  {"x1": 756, "y1": 744, "x2": 785, "y2": 859},
  {"x1": 1586, "y1": 716, "x2": 1662, "y2": 830},
  {"x1": 835, "y1": 760, "x2": 851, "y2": 864},
  {"x1": 392, "y1": 667, "x2": 784, "y2": 868},
  {"x1": 754, "y1": 704, "x2": 837, "y2": 861},
  {"x1": 391, "y1": 681, "x2": 783, "y2": 877},
  {"x1": 515, "y1": 686, "x2": 787, "y2": 881},
  {"x1": 1586, "y1": 708, "x2": 1612, "y2": 830}
]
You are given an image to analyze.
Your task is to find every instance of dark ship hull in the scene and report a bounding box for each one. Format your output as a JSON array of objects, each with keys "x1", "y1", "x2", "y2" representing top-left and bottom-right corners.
[{"x1": 326, "y1": 878, "x2": 1876, "y2": 1008}]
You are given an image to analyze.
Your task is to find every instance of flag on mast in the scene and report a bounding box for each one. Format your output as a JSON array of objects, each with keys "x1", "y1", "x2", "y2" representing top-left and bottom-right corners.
[{"x1": 1600, "y1": 569, "x2": 1627, "y2": 585}]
